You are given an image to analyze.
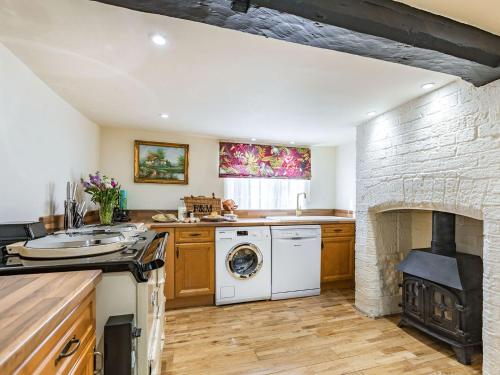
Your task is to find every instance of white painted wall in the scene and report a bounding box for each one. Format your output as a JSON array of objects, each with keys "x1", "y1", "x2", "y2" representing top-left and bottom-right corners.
[
  {"x1": 0, "y1": 38, "x2": 344, "y2": 218},
  {"x1": 100, "y1": 127, "x2": 338, "y2": 209},
  {"x1": 335, "y1": 142, "x2": 356, "y2": 211},
  {"x1": 100, "y1": 127, "x2": 223, "y2": 210},
  {"x1": 308, "y1": 146, "x2": 336, "y2": 209},
  {"x1": 0, "y1": 43, "x2": 100, "y2": 222}
]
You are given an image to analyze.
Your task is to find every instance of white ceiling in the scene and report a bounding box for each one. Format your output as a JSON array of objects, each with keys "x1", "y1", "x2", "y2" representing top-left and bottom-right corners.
[
  {"x1": 0, "y1": 0, "x2": 457, "y2": 146},
  {"x1": 396, "y1": 0, "x2": 500, "y2": 36}
]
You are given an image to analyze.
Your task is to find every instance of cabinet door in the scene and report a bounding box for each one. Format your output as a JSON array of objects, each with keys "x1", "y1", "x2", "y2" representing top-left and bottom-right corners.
[
  {"x1": 321, "y1": 236, "x2": 354, "y2": 283},
  {"x1": 175, "y1": 242, "x2": 215, "y2": 298}
]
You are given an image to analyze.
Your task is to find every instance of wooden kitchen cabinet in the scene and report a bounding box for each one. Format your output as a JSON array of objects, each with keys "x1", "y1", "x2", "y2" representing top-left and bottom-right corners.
[
  {"x1": 321, "y1": 223, "x2": 355, "y2": 288},
  {"x1": 174, "y1": 242, "x2": 215, "y2": 298},
  {"x1": 154, "y1": 221, "x2": 356, "y2": 308},
  {"x1": 154, "y1": 226, "x2": 216, "y2": 309},
  {"x1": 0, "y1": 271, "x2": 101, "y2": 375},
  {"x1": 16, "y1": 292, "x2": 97, "y2": 375}
]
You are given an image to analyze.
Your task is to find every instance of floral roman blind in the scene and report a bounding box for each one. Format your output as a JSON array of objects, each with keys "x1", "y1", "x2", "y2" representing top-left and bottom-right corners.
[{"x1": 219, "y1": 142, "x2": 311, "y2": 179}]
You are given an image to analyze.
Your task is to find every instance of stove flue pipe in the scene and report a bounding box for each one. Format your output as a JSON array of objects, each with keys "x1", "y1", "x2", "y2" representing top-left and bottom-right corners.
[{"x1": 431, "y1": 211, "x2": 456, "y2": 256}]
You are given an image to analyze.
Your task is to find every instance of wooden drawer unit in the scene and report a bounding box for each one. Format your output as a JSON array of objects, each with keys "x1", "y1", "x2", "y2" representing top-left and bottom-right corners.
[
  {"x1": 16, "y1": 292, "x2": 96, "y2": 375},
  {"x1": 175, "y1": 227, "x2": 214, "y2": 243},
  {"x1": 322, "y1": 223, "x2": 355, "y2": 237}
]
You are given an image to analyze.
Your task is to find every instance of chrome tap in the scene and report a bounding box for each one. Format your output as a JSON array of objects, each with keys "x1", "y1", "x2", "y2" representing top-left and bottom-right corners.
[{"x1": 296, "y1": 192, "x2": 307, "y2": 216}]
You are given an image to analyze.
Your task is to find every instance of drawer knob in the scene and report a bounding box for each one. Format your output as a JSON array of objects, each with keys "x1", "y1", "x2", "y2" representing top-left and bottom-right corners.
[{"x1": 56, "y1": 335, "x2": 80, "y2": 364}]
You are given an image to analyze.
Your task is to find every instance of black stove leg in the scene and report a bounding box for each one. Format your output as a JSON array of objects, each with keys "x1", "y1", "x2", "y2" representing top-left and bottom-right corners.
[
  {"x1": 397, "y1": 316, "x2": 408, "y2": 328},
  {"x1": 452, "y1": 346, "x2": 473, "y2": 365}
]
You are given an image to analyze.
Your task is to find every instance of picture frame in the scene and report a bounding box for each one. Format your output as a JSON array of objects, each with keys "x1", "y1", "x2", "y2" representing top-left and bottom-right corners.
[{"x1": 134, "y1": 140, "x2": 189, "y2": 184}]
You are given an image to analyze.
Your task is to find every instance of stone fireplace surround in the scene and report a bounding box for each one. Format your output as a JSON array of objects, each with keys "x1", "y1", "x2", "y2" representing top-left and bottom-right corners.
[{"x1": 355, "y1": 79, "x2": 499, "y2": 373}]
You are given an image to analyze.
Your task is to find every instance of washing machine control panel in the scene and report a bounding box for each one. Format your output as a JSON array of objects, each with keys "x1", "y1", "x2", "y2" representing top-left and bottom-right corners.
[{"x1": 216, "y1": 227, "x2": 271, "y2": 241}]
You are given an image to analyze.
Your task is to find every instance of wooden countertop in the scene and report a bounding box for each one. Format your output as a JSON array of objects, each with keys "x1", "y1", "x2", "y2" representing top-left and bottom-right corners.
[
  {"x1": 149, "y1": 217, "x2": 355, "y2": 228},
  {"x1": 0, "y1": 270, "x2": 102, "y2": 373}
]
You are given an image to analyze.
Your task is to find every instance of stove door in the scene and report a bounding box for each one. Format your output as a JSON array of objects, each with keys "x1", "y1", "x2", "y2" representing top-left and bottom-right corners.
[
  {"x1": 424, "y1": 281, "x2": 462, "y2": 340},
  {"x1": 402, "y1": 276, "x2": 425, "y2": 322}
]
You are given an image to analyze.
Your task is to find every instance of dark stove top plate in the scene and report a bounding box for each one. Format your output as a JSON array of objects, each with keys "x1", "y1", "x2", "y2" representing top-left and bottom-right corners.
[{"x1": 0, "y1": 231, "x2": 167, "y2": 282}]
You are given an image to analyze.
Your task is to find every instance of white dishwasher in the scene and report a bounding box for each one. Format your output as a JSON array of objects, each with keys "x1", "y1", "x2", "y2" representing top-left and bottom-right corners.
[{"x1": 271, "y1": 225, "x2": 321, "y2": 300}]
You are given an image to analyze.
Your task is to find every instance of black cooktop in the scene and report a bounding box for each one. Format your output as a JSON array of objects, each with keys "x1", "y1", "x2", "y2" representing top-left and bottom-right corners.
[{"x1": 0, "y1": 231, "x2": 167, "y2": 282}]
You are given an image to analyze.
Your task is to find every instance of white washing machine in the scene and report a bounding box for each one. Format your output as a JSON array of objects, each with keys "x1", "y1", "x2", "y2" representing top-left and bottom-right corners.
[{"x1": 216, "y1": 227, "x2": 271, "y2": 305}]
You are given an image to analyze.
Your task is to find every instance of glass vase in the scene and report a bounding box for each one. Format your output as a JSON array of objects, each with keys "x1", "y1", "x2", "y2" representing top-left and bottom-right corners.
[{"x1": 99, "y1": 202, "x2": 115, "y2": 225}]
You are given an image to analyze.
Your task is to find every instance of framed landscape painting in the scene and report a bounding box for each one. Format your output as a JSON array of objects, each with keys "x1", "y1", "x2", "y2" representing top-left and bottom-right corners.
[{"x1": 134, "y1": 140, "x2": 189, "y2": 184}]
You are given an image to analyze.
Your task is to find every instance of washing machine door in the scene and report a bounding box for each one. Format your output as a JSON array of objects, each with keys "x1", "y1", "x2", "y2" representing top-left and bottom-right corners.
[{"x1": 226, "y1": 243, "x2": 263, "y2": 279}]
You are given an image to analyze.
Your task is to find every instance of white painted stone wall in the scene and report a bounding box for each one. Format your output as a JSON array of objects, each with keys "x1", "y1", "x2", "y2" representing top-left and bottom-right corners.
[{"x1": 355, "y1": 79, "x2": 500, "y2": 373}]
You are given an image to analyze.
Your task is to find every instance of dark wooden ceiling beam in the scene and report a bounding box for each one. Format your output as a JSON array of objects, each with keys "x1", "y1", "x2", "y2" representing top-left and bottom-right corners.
[
  {"x1": 255, "y1": 0, "x2": 500, "y2": 68},
  {"x1": 93, "y1": 0, "x2": 500, "y2": 86}
]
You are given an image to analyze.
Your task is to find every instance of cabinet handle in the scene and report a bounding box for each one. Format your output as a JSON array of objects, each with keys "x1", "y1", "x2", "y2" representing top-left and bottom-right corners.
[
  {"x1": 56, "y1": 336, "x2": 80, "y2": 364},
  {"x1": 94, "y1": 351, "x2": 103, "y2": 375},
  {"x1": 321, "y1": 241, "x2": 324, "y2": 250},
  {"x1": 189, "y1": 233, "x2": 201, "y2": 237},
  {"x1": 333, "y1": 229, "x2": 343, "y2": 232},
  {"x1": 176, "y1": 247, "x2": 180, "y2": 258}
]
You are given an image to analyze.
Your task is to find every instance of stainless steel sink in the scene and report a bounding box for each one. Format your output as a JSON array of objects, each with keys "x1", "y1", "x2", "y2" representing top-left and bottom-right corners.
[{"x1": 265, "y1": 215, "x2": 352, "y2": 222}]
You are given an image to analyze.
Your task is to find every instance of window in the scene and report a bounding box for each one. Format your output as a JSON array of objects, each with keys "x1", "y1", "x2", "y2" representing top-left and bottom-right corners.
[{"x1": 224, "y1": 178, "x2": 310, "y2": 209}]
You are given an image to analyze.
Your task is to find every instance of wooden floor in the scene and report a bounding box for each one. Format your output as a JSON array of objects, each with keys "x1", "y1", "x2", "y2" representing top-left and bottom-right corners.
[{"x1": 161, "y1": 290, "x2": 482, "y2": 374}]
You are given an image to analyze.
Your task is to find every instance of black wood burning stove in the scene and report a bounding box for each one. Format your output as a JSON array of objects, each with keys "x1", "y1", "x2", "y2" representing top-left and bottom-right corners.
[{"x1": 397, "y1": 211, "x2": 482, "y2": 365}]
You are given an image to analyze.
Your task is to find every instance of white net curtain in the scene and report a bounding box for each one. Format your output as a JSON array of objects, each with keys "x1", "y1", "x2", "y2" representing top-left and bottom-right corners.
[{"x1": 223, "y1": 178, "x2": 310, "y2": 209}]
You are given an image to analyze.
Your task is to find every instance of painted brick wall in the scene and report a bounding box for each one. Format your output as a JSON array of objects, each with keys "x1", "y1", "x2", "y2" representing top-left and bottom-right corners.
[{"x1": 355, "y1": 79, "x2": 500, "y2": 373}]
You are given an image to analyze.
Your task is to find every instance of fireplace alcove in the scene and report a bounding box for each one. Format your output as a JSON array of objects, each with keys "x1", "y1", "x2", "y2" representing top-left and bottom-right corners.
[{"x1": 355, "y1": 206, "x2": 484, "y2": 364}]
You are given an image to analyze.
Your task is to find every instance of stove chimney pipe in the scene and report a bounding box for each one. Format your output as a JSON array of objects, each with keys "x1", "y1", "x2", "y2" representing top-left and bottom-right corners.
[{"x1": 431, "y1": 211, "x2": 456, "y2": 256}]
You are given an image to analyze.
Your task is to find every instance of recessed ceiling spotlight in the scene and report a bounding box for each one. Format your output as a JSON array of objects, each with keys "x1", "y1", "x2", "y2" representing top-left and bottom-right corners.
[
  {"x1": 160, "y1": 113, "x2": 169, "y2": 119},
  {"x1": 251, "y1": 138, "x2": 257, "y2": 142},
  {"x1": 367, "y1": 111, "x2": 377, "y2": 117},
  {"x1": 290, "y1": 141, "x2": 296, "y2": 145},
  {"x1": 422, "y1": 82, "x2": 435, "y2": 90},
  {"x1": 151, "y1": 34, "x2": 167, "y2": 46}
]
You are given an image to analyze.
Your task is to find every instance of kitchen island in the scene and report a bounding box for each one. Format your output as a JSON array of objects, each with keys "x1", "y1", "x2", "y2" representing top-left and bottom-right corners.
[{"x1": 0, "y1": 270, "x2": 102, "y2": 374}]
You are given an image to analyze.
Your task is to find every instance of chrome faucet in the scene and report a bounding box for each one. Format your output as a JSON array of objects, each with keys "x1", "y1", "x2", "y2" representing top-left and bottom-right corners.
[{"x1": 296, "y1": 192, "x2": 307, "y2": 216}]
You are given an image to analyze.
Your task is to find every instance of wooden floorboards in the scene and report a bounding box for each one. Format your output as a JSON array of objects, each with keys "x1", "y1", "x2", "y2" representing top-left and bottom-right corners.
[{"x1": 161, "y1": 289, "x2": 482, "y2": 374}]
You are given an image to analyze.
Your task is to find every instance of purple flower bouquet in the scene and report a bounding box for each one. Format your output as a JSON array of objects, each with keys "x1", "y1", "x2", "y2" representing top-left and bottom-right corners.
[{"x1": 81, "y1": 172, "x2": 120, "y2": 225}]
